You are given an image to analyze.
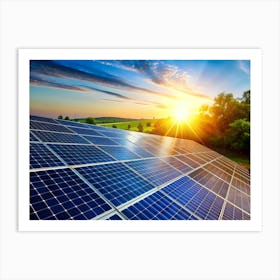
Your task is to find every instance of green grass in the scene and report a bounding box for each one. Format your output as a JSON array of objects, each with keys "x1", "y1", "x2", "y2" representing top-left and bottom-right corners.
[{"x1": 100, "y1": 119, "x2": 157, "y2": 133}]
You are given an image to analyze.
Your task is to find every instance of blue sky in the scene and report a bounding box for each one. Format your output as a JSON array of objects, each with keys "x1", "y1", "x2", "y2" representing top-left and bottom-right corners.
[{"x1": 30, "y1": 60, "x2": 250, "y2": 119}]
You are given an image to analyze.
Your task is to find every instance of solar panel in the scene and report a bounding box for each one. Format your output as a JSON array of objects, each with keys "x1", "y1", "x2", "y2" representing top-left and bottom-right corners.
[
  {"x1": 30, "y1": 143, "x2": 65, "y2": 169},
  {"x1": 30, "y1": 168, "x2": 112, "y2": 220},
  {"x1": 76, "y1": 163, "x2": 155, "y2": 206},
  {"x1": 32, "y1": 130, "x2": 90, "y2": 144},
  {"x1": 99, "y1": 146, "x2": 140, "y2": 160},
  {"x1": 126, "y1": 158, "x2": 181, "y2": 186},
  {"x1": 122, "y1": 191, "x2": 197, "y2": 220},
  {"x1": 30, "y1": 121, "x2": 73, "y2": 133},
  {"x1": 68, "y1": 126, "x2": 104, "y2": 136},
  {"x1": 47, "y1": 144, "x2": 115, "y2": 165},
  {"x1": 29, "y1": 115, "x2": 251, "y2": 220},
  {"x1": 83, "y1": 135, "x2": 119, "y2": 146}
]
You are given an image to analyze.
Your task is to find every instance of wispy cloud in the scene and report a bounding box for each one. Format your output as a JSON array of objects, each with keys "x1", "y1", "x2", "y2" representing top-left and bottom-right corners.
[{"x1": 239, "y1": 60, "x2": 250, "y2": 75}]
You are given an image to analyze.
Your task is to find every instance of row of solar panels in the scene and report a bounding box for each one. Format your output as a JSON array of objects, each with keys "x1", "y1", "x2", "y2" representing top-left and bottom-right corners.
[{"x1": 29, "y1": 115, "x2": 250, "y2": 220}]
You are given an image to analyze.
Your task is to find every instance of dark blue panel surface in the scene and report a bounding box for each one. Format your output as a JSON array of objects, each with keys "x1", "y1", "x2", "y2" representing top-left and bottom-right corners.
[
  {"x1": 126, "y1": 158, "x2": 181, "y2": 186},
  {"x1": 161, "y1": 176, "x2": 224, "y2": 220},
  {"x1": 32, "y1": 130, "x2": 89, "y2": 144},
  {"x1": 84, "y1": 135, "x2": 119, "y2": 146},
  {"x1": 30, "y1": 115, "x2": 59, "y2": 124},
  {"x1": 106, "y1": 214, "x2": 123, "y2": 220},
  {"x1": 76, "y1": 163, "x2": 154, "y2": 206},
  {"x1": 30, "y1": 168, "x2": 112, "y2": 220},
  {"x1": 48, "y1": 144, "x2": 115, "y2": 165},
  {"x1": 30, "y1": 132, "x2": 39, "y2": 142},
  {"x1": 122, "y1": 191, "x2": 197, "y2": 220},
  {"x1": 126, "y1": 146, "x2": 154, "y2": 158},
  {"x1": 30, "y1": 143, "x2": 64, "y2": 169},
  {"x1": 56, "y1": 119, "x2": 96, "y2": 128},
  {"x1": 99, "y1": 146, "x2": 140, "y2": 160},
  {"x1": 69, "y1": 126, "x2": 104, "y2": 136},
  {"x1": 30, "y1": 121, "x2": 73, "y2": 133}
]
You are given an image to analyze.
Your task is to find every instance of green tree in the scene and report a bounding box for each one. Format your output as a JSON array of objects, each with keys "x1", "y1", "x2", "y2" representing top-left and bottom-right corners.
[
  {"x1": 58, "y1": 115, "x2": 63, "y2": 119},
  {"x1": 127, "y1": 124, "x2": 131, "y2": 130},
  {"x1": 225, "y1": 119, "x2": 250, "y2": 153},
  {"x1": 146, "y1": 122, "x2": 151, "y2": 127},
  {"x1": 64, "y1": 116, "x2": 70, "y2": 120},
  {"x1": 137, "y1": 123, "x2": 143, "y2": 132},
  {"x1": 85, "y1": 117, "x2": 96, "y2": 125},
  {"x1": 112, "y1": 124, "x2": 117, "y2": 128}
]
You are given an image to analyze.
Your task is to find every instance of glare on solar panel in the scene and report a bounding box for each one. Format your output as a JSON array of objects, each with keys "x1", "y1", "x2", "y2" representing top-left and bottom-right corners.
[
  {"x1": 75, "y1": 163, "x2": 155, "y2": 206},
  {"x1": 126, "y1": 158, "x2": 181, "y2": 186},
  {"x1": 99, "y1": 146, "x2": 140, "y2": 160},
  {"x1": 83, "y1": 135, "x2": 119, "y2": 146}
]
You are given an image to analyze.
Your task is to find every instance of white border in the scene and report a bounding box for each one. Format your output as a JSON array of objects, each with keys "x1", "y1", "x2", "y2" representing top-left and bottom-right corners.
[{"x1": 18, "y1": 48, "x2": 262, "y2": 231}]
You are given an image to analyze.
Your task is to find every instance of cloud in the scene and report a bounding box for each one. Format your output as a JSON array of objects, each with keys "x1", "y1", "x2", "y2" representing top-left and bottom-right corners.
[{"x1": 239, "y1": 60, "x2": 250, "y2": 75}]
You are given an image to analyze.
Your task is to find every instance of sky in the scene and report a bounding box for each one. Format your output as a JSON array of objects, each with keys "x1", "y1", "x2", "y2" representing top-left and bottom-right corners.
[{"x1": 30, "y1": 60, "x2": 250, "y2": 119}]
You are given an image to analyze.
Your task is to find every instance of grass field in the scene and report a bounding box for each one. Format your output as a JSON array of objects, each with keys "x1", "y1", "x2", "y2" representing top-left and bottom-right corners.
[{"x1": 99, "y1": 119, "x2": 157, "y2": 133}]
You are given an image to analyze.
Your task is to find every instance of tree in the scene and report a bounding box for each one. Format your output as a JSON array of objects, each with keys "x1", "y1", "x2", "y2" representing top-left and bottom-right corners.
[
  {"x1": 225, "y1": 119, "x2": 250, "y2": 153},
  {"x1": 146, "y1": 122, "x2": 151, "y2": 127},
  {"x1": 85, "y1": 117, "x2": 96, "y2": 125},
  {"x1": 64, "y1": 116, "x2": 70, "y2": 120},
  {"x1": 112, "y1": 124, "x2": 117, "y2": 128},
  {"x1": 127, "y1": 124, "x2": 131, "y2": 130},
  {"x1": 58, "y1": 115, "x2": 63, "y2": 119},
  {"x1": 137, "y1": 123, "x2": 143, "y2": 132}
]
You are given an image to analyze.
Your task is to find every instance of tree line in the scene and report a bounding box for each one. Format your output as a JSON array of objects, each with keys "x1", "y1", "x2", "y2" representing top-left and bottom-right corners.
[{"x1": 152, "y1": 90, "x2": 250, "y2": 156}]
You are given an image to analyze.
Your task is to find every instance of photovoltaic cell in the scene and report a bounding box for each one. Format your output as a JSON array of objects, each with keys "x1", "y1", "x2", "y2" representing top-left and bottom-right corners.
[
  {"x1": 106, "y1": 214, "x2": 123, "y2": 220},
  {"x1": 47, "y1": 144, "x2": 115, "y2": 165},
  {"x1": 222, "y1": 202, "x2": 250, "y2": 220},
  {"x1": 175, "y1": 155, "x2": 201, "y2": 169},
  {"x1": 227, "y1": 187, "x2": 250, "y2": 213},
  {"x1": 76, "y1": 163, "x2": 155, "y2": 206},
  {"x1": 56, "y1": 119, "x2": 97, "y2": 128},
  {"x1": 30, "y1": 115, "x2": 59, "y2": 124},
  {"x1": 30, "y1": 143, "x2": 65, "y2": 169},
  {"x1": 30, "y1": 121, "x2": 73, "y2": 133},
  {"x1": 99, "y1": 146, "x2": 140, "y2": 160},
  {"x1": 83, "y1": 135, "x2": 119, "y2": 146},
  {"x1": 32, "y1": 130, "x2": 90, "y2": 144},
  {"x1": 122, "y1": 191, "x2": 197, "y2": 220},
  {"x1": 68, "y1": 126, "x2": 104, "y2": 136},
  {"x1": 163, "y1": 156, "x2": 193, "y2": 174},
  {"x1": 126, "y1": 158, "x2": 181, "y2": 186},
  {"x1": 30, "y1": 132, "x2": 39, "y2": 142},
  {"x1": 161, "y1": 176, "x2": 224, "y2": 220},
  {"x1": 188, "y1": 168, "x2": 229, "y2": 198},
  {"x1": 30, "y1": 168, "x2": 112, "y2": 220}
]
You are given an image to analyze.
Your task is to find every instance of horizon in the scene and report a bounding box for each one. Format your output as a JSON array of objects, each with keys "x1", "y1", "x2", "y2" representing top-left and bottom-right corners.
[{"x1": 30, "y1": 60, "x2": 250, "y2": 119}]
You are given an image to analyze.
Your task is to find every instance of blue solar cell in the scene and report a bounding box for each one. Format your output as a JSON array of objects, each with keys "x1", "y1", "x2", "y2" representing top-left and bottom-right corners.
[
  {"x1": 83, "y1": 135, "x2": 119, "y2": 146},
  {"x1": 56, "y1": 119, "x2": 95, "y2": 128},
  {"x1": 30, "y1": 121, "x2": 73, "y2": 133},
  {"x1": 161, "y1": 176, "x2": 224, "y2": 220},
  {"x1": 30, "y1": 115, "x2": 59, "y2": 124},
  {"x1": 68, "y1": 126, "x2": 104, "y2": 136},
  {"x1": 163, "y1": 156, "x2": 193, "y2": 174},
  {"x1": 48, "y1": 144, "x2": 115, "y2": 165},
  {"x1": 98, "y1": 130, "x2": 125, "y2": 138},
  {"x1": 106, "y1": 214, "x2": 123, "y2": 220},
  {"x1": 126, "y1": 158, "x2": 181, "y2": 186},
  {"x1": 30, "y1": 132, "x2": 39, "y2": 142},
  {"x1": 32, "y1": 130, "x2": 90, "y2": 144},
  {"x1": 108, "y1": 137, "x2": 134, "y2": 146},
  {"x1": 222, "y1": 203, "x2": 250, "y2": 220},
  {"x1": 122, "y1": 191, "x2": 197, "y2": 220},
  {"x1": 188, "y1": 168, "x2": 229, "y2": 198},
  {"x1": 76, "y1": 163, "x2": 154, "y2": 206},
  {"x1": 99, "y1": 146, "x2": 140, "y2": 160},
  {"x1": 30, "y1": 143, "x2": 65, "y2": 169},
  {"x1": 30, "y1": 168, "x2": 112, "y2": 220}
]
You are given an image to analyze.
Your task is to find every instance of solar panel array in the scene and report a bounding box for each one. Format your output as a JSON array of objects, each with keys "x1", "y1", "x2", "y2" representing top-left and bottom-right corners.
[{"x1": 29, "y1": 115, "x2": 250, "y2": 220}]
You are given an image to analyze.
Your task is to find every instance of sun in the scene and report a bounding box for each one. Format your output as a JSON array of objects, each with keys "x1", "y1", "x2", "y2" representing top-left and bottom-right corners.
[{"x1": 171, "y1": 102, "x2": 192, "y2": 123}]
